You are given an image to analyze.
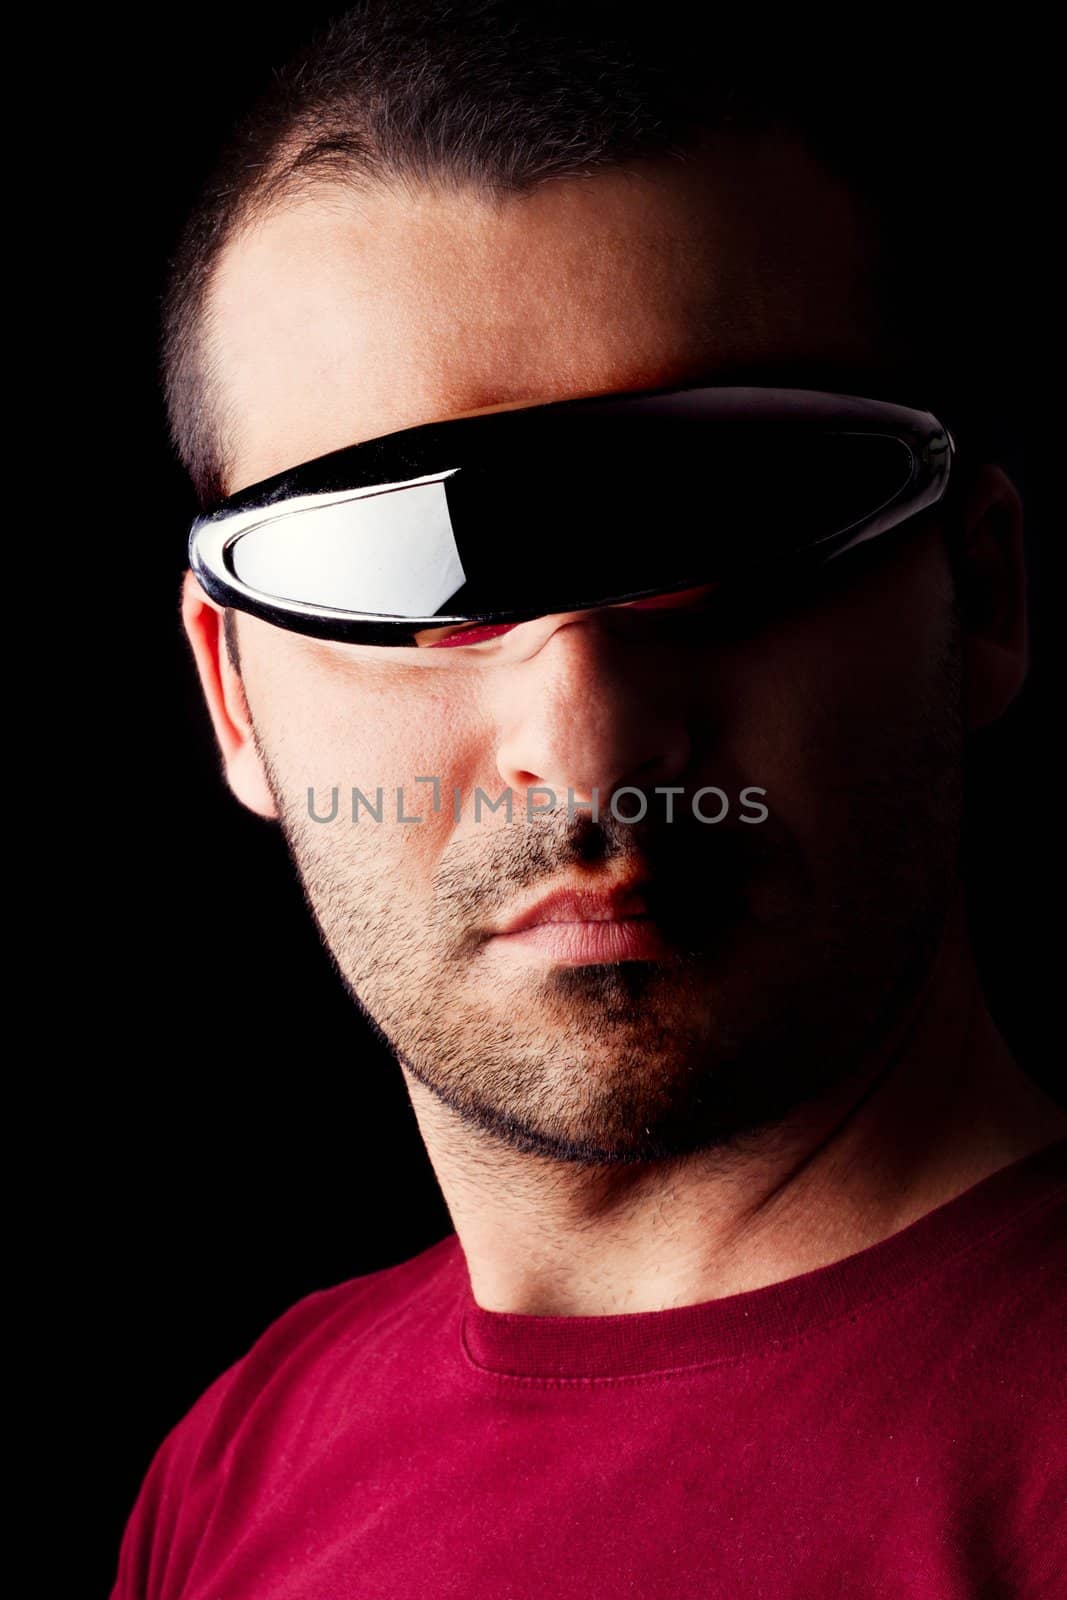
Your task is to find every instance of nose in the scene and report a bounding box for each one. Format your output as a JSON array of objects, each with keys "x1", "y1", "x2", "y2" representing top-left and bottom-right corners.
[{"x1": 491, "y1": 610, "x2": 693, "y2": 807}]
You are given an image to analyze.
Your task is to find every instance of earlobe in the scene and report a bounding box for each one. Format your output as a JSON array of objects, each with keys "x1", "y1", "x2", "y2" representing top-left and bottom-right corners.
[
  {"x1": 956, "y1": 464, "x2": 1028, "y2": 732},
  {"x1": 180, "y1": 571, "x2": 280, "y2": 820}
]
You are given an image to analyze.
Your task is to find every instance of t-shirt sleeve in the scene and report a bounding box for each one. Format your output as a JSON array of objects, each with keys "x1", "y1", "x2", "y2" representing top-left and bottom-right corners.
[{"x1": 108, "y1": 1357, "x2": 244, "y2": 1600}]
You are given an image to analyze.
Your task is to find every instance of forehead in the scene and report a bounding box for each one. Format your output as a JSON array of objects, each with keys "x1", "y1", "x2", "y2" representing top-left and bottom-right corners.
[{"x1": 210, "y1": 134, "x2": 882, "y2": 494}]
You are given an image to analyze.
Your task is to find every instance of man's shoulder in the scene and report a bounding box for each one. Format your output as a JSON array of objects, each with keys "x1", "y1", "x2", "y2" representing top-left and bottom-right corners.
[
  {"x1": 225, "y1": 1230, "x2": 462, "y2": 1375},
  {"x1": 111, "y1": 1232, "x2": 463, "y2": 1596},
  {"x1": 910, "y1": 1134, "x2": 1065, "y2": 1312},
  {"x1": 199, "y1": 1230, "x2": 463, "y2": 1429},
  {"x1": 963, "y1": 1136, "x2": 1067, "y2": 1325}
]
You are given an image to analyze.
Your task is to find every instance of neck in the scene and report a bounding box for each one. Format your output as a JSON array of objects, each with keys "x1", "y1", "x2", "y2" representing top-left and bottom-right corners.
[{"x1": 403, "y1": 890, "x2": 1066, "y2": 1315}]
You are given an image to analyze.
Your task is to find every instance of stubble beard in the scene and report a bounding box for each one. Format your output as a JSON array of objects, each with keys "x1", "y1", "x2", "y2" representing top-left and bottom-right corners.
[{"x1": 252, "y1": 608, "x2": 965, "y2": 1168}]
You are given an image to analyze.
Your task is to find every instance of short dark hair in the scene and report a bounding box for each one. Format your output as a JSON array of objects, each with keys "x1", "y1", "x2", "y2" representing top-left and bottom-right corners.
[{"x1": 161, "y1": 2, "x2": 1023, "y2": 510}]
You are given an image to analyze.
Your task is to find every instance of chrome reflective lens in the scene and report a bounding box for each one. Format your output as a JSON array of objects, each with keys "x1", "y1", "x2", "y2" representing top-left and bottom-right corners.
[{"x1": 189, "y1": 385, "x2": 953, "y2": 647}]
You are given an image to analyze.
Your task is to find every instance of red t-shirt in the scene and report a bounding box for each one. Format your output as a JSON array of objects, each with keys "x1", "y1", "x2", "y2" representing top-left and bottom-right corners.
[{"x1": 111, "y1": 1137, "x2": 1067, "y2": 1599}]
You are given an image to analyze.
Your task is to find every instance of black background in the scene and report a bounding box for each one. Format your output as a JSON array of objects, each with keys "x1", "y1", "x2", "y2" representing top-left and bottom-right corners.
[{"x1": 75, "y1": 11, "x2": 1051, "y2": 1594}]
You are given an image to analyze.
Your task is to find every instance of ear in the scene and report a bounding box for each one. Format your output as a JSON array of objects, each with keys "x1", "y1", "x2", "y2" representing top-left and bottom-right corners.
[
  {"x1": 181, "y1": 570, "x2": 279, "y2": 819},
  {"x1": 955, "y1": 463, "x2": 1028, "y2": 731}
]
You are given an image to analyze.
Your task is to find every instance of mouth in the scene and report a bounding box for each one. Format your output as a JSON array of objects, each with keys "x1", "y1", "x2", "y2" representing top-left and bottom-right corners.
[
  {"x1": 488, "y1": 878, "x2": 682, "y2": 965},
  {"x1": 489, "y1": 915, "x2": 678, "y2": 965}
]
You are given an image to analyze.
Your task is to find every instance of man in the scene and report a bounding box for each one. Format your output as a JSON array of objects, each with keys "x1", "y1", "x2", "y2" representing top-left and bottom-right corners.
[{"x1": 113, "y1": 4, "x2": 1065, "y2": 1596}]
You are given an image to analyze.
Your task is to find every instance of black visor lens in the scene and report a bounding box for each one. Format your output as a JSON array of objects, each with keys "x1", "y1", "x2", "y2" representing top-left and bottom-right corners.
[{"x1": 224, "y1": 419, "x2": 916, "y2": 623}]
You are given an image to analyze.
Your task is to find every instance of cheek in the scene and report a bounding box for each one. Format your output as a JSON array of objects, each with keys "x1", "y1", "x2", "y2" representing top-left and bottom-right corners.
[
  {"x1": 706, "y1": 544, "x2": 958, "y2": 831},
  {"x1": 248, "y1": 651, "x2": 493, "y2": 886}
]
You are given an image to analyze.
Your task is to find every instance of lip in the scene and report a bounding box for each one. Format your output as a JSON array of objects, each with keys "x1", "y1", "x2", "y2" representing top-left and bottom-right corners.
[
  {"x1": 493, "y1": 882, "x2": 654, "y2": 936},
  {"x1": 488, "y1": 879, "x2": 681, "y2": 965}
]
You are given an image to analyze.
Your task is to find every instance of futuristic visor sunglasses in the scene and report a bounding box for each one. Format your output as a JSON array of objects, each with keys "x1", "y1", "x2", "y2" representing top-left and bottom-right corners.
[{"x1": 189, "y1": 382, "x2": 955, "y2": 651}]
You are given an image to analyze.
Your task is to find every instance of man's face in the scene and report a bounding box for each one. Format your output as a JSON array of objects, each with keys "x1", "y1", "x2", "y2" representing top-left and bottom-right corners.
[{"x1": 197, "y1": 135, "x2": 965, "y2": 1162}]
